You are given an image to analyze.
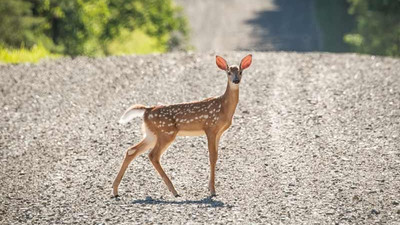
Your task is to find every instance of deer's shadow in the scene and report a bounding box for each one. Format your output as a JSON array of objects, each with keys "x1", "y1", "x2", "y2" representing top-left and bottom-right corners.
[{"x1": 131, "y1": 196, "x2": 231, "y2": 208}]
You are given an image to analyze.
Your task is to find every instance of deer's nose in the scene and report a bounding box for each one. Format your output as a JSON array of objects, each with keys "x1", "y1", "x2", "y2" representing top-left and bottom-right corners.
[{"x1": 233, "y1": 79, "x2": 240, "y2": 84}]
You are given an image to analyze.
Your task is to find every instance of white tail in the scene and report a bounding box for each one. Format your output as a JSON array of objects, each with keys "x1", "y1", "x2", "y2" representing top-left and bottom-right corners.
[
  {"x1": 113, "y1": 54, "x2": 253, "y2": 198},
  {"x1": 118, "y1": 104, "x2": 147, "y2": 124}
]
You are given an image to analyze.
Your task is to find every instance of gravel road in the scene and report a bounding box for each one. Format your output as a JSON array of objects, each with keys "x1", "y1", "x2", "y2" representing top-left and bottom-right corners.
[
  {"x1": 175, "y1": 0, "x2": 321, "y2": 52},
  {"x1": 1, "y1": 52, "x2": 400, "y2": 224}
]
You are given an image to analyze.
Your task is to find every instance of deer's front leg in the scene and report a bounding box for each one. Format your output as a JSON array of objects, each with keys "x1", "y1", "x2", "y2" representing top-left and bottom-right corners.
[{"x1": 206, "y1": 132, "x2": 221, "y2": 197}]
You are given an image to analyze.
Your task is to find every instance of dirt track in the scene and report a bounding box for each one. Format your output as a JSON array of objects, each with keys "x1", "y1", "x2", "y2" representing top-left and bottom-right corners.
[
  {"x1": 175, "y1": 0, "x2": 321, "y2": 52},
  {"x1": 1, "y1": 52, "x2": 400, "y2": 224}
]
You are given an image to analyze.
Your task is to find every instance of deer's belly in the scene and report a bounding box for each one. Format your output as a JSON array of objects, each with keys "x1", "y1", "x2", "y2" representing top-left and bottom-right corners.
[{"x1": 177, "y1": 130, "x2": 205, "y2": 136}]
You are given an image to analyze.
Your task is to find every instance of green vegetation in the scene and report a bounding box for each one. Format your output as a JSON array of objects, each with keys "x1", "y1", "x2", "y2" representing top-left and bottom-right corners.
[
  {"x1": 0, "y1": 45, "x2": 59, "y2": 64},
  {"x1": 315, "y1": 0, "x2": 400, "y2": 57},
  {"x1": 345, "y1": 0, "x2": 400, "y2": 57},
  {"x1": 0, "y1": 0, "x2": 188, "y2": 63},
  {"x1": 107, "y1": 29, "x2": 166, "y2": 55},
  {"x1": 314, "y1": 0, "x2": 355, "y2": 52}
]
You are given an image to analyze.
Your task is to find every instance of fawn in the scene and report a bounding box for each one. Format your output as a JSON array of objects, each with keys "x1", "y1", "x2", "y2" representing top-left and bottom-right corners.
[{"x1": 113, "y1": 54, "x2": 252, "y2": 197}]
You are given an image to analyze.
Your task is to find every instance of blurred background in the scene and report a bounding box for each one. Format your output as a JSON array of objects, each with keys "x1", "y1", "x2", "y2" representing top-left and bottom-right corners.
[{"x1": 0, "y1": 0, "x2": 399, "y2": 63}]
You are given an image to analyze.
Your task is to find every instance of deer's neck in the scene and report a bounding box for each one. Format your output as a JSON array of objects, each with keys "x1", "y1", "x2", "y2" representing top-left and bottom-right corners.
[{"x1": 221, "y1": 81, "x2": 239, "y2": 120}]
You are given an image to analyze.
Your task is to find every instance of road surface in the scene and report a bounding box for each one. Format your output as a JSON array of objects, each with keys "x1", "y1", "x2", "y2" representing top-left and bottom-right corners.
[
  {"x1": 175, "y1": 0, "x2": 322, "y2": 52},
  {"x1": 1, "y1": 52, "x2": 399, "y2": 224}
]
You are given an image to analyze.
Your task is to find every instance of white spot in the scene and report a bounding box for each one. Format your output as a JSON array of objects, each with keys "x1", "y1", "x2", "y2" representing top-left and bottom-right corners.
[{"x1": 149, "y1": 114, "x2": 153, "y2": 119}]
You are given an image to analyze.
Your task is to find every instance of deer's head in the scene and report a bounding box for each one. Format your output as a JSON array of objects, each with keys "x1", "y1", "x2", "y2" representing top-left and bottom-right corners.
[{"x1": 216, "y1": 54, "x2": 252, "y2": 85}]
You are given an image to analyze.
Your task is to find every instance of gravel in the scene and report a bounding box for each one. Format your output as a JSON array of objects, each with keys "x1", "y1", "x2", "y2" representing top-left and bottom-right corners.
[{"x1": 1, "y1": 52, "x2": 400, "y2": 224}]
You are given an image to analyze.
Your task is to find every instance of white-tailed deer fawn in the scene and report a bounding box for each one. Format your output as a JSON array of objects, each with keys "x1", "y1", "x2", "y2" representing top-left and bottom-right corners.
[{"x1": 113, "y1": 54, "x2": 252, "y2": 197}]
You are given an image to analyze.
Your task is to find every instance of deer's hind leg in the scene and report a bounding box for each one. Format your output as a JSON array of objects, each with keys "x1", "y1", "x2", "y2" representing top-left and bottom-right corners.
[
  {"x1": 112, "y1": 124, "x2": 156, "y2": 197},
  {"x1": 148, "y1": 133, "x2": 179, "y2": 197}
]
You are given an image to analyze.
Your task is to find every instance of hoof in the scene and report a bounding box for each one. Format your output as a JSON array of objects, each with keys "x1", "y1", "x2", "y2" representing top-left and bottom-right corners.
[
  {"x1": 111, "y1": 195, "x2": 120, "y2": 200},
  {"x1": 112, "y1": 187, "x2": 118, "y2": 197},
  {"x1": 174, "y1": 194, "x2": 181, "y2": 198}
]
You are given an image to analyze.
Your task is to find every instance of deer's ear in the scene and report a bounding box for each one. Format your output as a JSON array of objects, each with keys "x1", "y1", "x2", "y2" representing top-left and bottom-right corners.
[
  {"x1": 216, "y1": 56, "x2": 228, "y2": 71},
  {"x1": 240, "y1": 54, "x2": 252, "y2": 70}
]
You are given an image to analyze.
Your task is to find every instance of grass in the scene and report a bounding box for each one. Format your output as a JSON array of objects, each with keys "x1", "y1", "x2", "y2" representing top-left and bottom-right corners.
[
  {"x1": 0, "y1": 29, "x2": 167, "y2": 64},
  {"x1": 0, "y1": 45, "x2": 59, "y2": 64},
  {"x1": 107, "y1": 29, "x2": 167, "y2": 55}
]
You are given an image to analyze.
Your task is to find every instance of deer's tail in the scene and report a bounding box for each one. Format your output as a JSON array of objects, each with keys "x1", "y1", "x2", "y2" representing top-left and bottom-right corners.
[{"x1": 119, "y1": 104, "x2": 148, "y2": 124}]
